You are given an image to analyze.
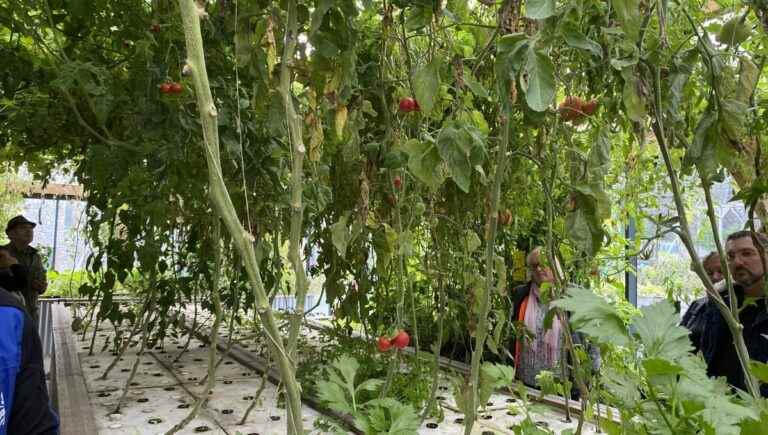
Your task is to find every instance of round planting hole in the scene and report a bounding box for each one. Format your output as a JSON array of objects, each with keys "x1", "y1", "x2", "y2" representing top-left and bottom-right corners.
[
  {"x1": 222, "y1": 409, "x2": 233, "y2": 415},
  {"x1": 120, "y1": 368, "x2": 130, "y2": 373},
  {"x1": 177, "y1": 404, "x2": 190, "y2": 409},
  {"x1": 177, "y1": 346, "x2": 184, "y2": 349},
  {"x1": 506, "y1": 398, "x2": 516, "y2": 403},
  {"x1": 137, "y1": 398, "x2": 149, "y2": 403},
  {"x1": 224, "y1": 361, "x2": 234, "y2": 365},
  {"x1": 438, "y1": 386, "x2": 449, "y2": 391},
  {"x1": 506, "y1": 411, "x2": 516, "y2": 416},
  {"x1": 97, "y1": 392, "x2": 111, "y2": 397},
  {"x1": 148, "y1": 418, "x2": 162, "y2": 425},
  {"x1": 130, "y1": 382, "x2": 141, "y2": 387},
  {"x1": 89, "y1": 365, "x2": 100, "y2": 369},
  {"x1": 187, "y1": 377, "x2": 198, "y2": 381},
  {"x1": 426, "y1": 423, "x2": 439, "y2": 429},
  {"x1": 194, "y1": 426, "x2": 210, "y2": 432},
  {"x1": 453, "y1": 418, "x2": 464, "y2": 424},
  {"x1": 481, "y1": 432, "x2": 495, "y2": 435},
  {"x1": 154, "y1": 346, "x2": 162, "y2": 350},
  {"x1": 153, "y1": 373, "x2": 163, "y2": 377},
  {"x1": 223, "y1": 380, "x2": 233, "y2": 385},
  {"x1": 198, "y1": 344, "x2": 205, "y2": 348},
  {"x1": 241, "y1": 372, "x2": 251, "y2": 377},
  {"x1": 242, "y1": 396, "x2": 254, "y2": 401},
  {"x1": 143, "y1": 362, "x2": 153, "y2": 365},
  {"x1": 436, "y1": 396, "x2": 446, "y2": 401},
  {"x1": 536, "y1": 421, "x2": 550, "y2": 428},
  {"x1": 270, "y1": 416, "x2": 280, "y2": 421},
  {"x1": 486, "y1": 401, "x2": 494, "y2": 406},
  {"x1": 194, "y1": 358, "x2": 203, "y2": 362},
  {"x1": 164, "y1": 387, "x2": 176, "y2": 391},
  {"x1": 481, "y1": 414, "x2": 493, "y2": 420},
  {"x1": 246, "y1": 433, "x2": 260, "y2": 435}
]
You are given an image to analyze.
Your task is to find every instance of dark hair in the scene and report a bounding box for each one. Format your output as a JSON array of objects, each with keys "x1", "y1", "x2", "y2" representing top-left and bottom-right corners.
[{"x1": 726, "y1": 230, "x2": 768, "y2": 248}]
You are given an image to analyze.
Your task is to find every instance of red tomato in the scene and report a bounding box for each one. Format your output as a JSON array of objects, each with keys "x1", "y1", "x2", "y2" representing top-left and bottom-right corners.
[
  {"x1": 392, "y1": 330, "x2": 410, "y2": 349},
  {"x1": 170, "y1": 82, "x2": 183, "y2": 94},
  {"x1": 159, "y1": 83, "x2": 171, "y2": 94},
  {"x1": 398, "y1": 97, "x2": 418, "y2": 113},
  {"x1": 393, "y1": 176, "x2": 402, "y2": 190},
  {"x1": 150, "y1": 24, "x2": 161, "y2": 33},
  {"x1": 377, "y1": 336, "x2": 392, "y2": 352}
]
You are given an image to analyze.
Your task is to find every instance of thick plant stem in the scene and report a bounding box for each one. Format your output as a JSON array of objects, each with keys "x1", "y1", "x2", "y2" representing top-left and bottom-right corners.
[
  {"x1": 176, "y1": 2, "x2": 304, "y2": 432},
  {"x1": 100, "y1": 306, "x2": 145, "y2": 380},
  {"x1": 464, "y1": 117, "x2": 511, "y2": 435},
  {"x1": 648, "y1": 64, "x2": 759, "y2": 398},
  {"x1": 166, "y1": 222, "x2": 223, "y2": 435},
  {"x1": 113, "y1": 294, "x2": 155, "y2": 414},
  {"x1": 280, "y1": 0, "x2": 310, "y2": 370},
  {"x1": 420, "y1": 233, "x2": 446, "y2": 422}
]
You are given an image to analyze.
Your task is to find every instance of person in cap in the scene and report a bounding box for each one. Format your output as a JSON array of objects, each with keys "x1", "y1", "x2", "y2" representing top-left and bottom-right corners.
[{"x1": 3, "y1": 216, "x2": 47, "y2": 323}]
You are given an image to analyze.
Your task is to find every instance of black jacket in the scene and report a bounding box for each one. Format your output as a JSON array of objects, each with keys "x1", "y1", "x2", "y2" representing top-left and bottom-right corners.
[
  {"x1": 0, "y1": 288, "x2": 59, "y2": 435},
  {"x1": 0, "y1": 264, "x2": 28, "y2": 295},
  {"x1": 681, "y1": 296, "x2": 709, "y2": 354},
  {"x1": 699, "y1": 287, "x2": 768, "y2": 397}
]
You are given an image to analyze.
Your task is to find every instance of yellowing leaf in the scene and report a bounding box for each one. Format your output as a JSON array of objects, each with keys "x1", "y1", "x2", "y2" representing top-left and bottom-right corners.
[{"x1": 335, "y1": 105, "x2": 348, "y2": 140}]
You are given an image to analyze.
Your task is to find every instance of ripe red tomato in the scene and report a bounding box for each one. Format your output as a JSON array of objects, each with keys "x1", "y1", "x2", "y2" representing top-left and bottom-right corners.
[
  {"x1": 159, "y1": 83, "x2": 171, "y2": 94},
  {"x1": 377, "y1": 336, "x2": 392, "y2": 352},
  {"x1": 582, "y1": 99, "x2": 599, "y2": 115},
  {"x1": 170, "y1": 82, "x2": 183, "y2": 94},
  {"x1": 393, "y1": 176, "x2": 402, "y2": 190},
  {"x1": 398, "y1": 97, "x2": 419, "y2": 113},
  {"x1": 150, "y1": 23, "x2": 161, "y2": 33},
  {"x1": 392, "y1": 330, "x2": 410, "y2": 349}
]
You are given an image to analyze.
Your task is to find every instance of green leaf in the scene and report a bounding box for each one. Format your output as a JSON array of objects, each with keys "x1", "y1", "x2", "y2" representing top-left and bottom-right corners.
[
  {"x1": 355, "y1": 378, "x2": 384, "y2": 394},
  {"x1": 717, "y1": 17, "x2": 751, "y2": 46},
  {"x1": 525, "y1": 0, "x2": 555, "y2": 19},
  {"x1": 464, "y1": 229, "x2": 481, "y2": 253},
  {"x1": 750, "y1": 360, "x2": 768, "y2": 384},
  {"x1": 552, "y1": 286, "x2": 629, "y2": 346},
  {"x1": 406, "y1": 5, "x2": 433, "y2": 30},
  {"x1": 562, "y1": 23, "x2": 602, "y2": 58},
  {"x1": 685, "y1": 109, "x2": 719, "y2": 178},
  {"x1": 330, "y1": 213, "x2": 351, "y2": 257},
  {"x1": 413, "y1": 58, "x2": 441, "y2": 114},
  {"x1": 632, "y1": 301, "x2": 692, "y2": 361},
  {"x1": 642, "y1": 357, "x2": 684, "y2": 377},
  {"x1": 521, "y1": 46, "x2": 556, "y2": 112},
  {"x1": 621, "y1": 67, "x2": 645, "y2": 122},
  {"x1": 736, "y1": 56, "x2": 759, "y2": 103},
  {"x1": 310, "y1": 0, "x2": 335, "y2": 36},
  {"x1": 402, "y1": 139, "x2": 444, "y2": 189},
  {"x1": 463, "y1": 73, "x2": 490, "y2": 99},
  {"x1": 719, "y1": 98, "x2": 748, "y2": 142},
  {"x1": 436, "y1": 122, "x2": 486, "y2": 192},
  {"x1": 612, "y1": 0, "x2": 641, "y2": 41}
]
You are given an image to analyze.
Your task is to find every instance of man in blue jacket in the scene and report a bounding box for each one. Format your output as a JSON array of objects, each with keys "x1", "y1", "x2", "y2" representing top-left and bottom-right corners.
[{"x1": 0, "y1": 287, "x2": 59, "y2": 435}]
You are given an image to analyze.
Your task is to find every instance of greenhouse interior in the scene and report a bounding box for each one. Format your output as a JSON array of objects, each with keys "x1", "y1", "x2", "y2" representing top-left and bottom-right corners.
[{"x1": 2, "y1": 0, "x2": 768, "y2": 434}]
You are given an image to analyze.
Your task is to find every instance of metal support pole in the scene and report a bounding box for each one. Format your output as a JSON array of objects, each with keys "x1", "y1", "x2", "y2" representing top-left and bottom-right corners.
[
  {"x1": 625, "y1": 217, "x2": 638, "y2": 306},
  {"x1": 51, "y1": 197, "x2": 60, "y2": 271}
]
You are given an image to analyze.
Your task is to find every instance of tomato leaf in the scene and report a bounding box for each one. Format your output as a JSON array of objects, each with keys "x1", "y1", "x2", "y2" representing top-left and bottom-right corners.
[
  {"x1": 632, "y1": 301, "x2": 692, "y2": 361},
  {"x1": 717, "y1": 17, "x2": 751, "y2": 46},
  {"x1": 402, "y1": 139, "x2": 444, "y2": 189},
  {"x1": 436, "y1": 122, "x2": 486, "y2": 192},
  {"x1": 562, "y1": 23, "x2": 603, "y2": 58},
  {"x1": 413, "y1": 58, "x2": 441, "y2": 114},
  {"x1": 525, "y1": 0, "x2": 555, "y2": 20},
  {"x1": 521, "y1": 46, "x2": 556, "y2": 112}
]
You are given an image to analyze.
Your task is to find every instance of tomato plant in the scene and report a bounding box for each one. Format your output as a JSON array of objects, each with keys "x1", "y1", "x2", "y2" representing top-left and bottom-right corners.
[{"x1": 2, "y1": 0, "x2": 768, "y2": 434}]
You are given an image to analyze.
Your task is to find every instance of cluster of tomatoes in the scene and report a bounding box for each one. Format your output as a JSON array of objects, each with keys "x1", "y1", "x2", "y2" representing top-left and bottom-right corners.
[
  {"x1": 376, "y1": 330, "x2": 410, "y2": 352},
  {"x1": 558, "y1": 96, "x2": 599, "y2": 122},
  {"x1": 159, "y1": 82, "x2": 184, "y2": 95}
]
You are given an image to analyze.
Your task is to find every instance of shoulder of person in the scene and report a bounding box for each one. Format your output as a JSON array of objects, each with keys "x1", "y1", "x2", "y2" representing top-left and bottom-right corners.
[
  {"x1": 511, "y1": 283, "x2": 531, "y2": 301},
  {"x1": 0, "y1": 287, "x2": 26, "y2": 311}
]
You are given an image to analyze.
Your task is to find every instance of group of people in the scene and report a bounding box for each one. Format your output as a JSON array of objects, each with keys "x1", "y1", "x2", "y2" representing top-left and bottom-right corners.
[
  {"x1": 511, "y1": 230, "x2": 768, "y2": 398},
  {"x1": 0, "y1": 216, "x2": 59, "y2": 435}
]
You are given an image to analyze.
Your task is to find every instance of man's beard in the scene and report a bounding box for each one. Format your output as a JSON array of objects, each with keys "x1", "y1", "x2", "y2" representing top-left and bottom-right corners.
[{"x1": 732, "y1": 267, "x2": 763, "y2": 287}]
